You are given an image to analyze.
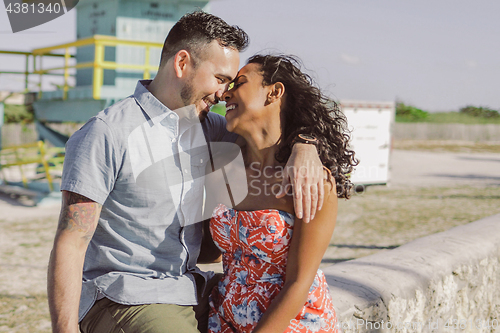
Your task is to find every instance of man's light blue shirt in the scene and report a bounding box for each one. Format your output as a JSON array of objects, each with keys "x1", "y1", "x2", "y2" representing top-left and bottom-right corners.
[{"x1": 61, "y1": 80, "x2": 237, "y2": 321}]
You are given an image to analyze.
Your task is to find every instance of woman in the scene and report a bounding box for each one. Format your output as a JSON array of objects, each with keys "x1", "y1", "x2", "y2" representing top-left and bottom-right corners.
[{"x1": 205, "y1": 55, "x2": 357, "y2": 333}]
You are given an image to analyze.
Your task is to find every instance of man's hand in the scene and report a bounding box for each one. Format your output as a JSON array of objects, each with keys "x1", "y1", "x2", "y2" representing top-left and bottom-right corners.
[{"x1": 276, "y1": 143, "x2": 324, "y2": 223}]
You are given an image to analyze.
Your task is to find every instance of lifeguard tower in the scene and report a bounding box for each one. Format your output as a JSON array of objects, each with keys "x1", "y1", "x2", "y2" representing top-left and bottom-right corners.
[
  {"x1": 0, "y1": 0, "x2": 210, "y2": 201},
  {"x1": 34, "y1": 0, "x2": 210, "y2": 145}
]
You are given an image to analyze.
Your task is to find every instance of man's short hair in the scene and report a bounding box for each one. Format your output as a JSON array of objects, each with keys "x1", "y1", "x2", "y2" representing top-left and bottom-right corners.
[{"x1": 159, "y1": 11, "x2": 249, "y2": 67}]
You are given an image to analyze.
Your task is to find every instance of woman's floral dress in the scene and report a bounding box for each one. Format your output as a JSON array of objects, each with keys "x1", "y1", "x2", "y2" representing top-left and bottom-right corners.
[{"x1": 207, "y1": 204, "x2": 338, "y2": 333}]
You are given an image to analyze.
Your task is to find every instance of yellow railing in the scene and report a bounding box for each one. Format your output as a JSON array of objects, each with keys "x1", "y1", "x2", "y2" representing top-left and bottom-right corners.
[
  {"x1": 0, "y1": 50, "x2": 70, "y2": 90},
  {"x1": 32, "y1": 35, "x2": 163, "y2": 100},
  {"x1": 0, "y1": 141, "x2": 64, "y2": 192}
]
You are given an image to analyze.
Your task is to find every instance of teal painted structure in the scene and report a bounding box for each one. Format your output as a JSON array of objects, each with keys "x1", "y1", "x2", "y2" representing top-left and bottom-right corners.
[
  {"x1": 75, "y1": 0, "x2": 210, "y2": 93},
  {"x1": 33, "y1": 0, "x2": 210, "y2": 145},
  {"x1": 0, "y1": 102, "x2": 4, "y2": 149}
]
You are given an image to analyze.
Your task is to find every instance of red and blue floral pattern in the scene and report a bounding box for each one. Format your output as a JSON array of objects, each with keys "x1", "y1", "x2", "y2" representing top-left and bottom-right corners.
[{"x1": 208, "y1": 204, "x2": 338, "y2": 333}]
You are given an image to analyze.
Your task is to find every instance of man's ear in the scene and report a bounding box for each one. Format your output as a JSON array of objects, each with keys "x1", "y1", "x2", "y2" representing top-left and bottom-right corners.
[
  {"x1": 173, "y1": 50, "x2": 192, "y2": 78},
  {"x1": 267, "y1": 82, "x2": 285, "y2": 104}
]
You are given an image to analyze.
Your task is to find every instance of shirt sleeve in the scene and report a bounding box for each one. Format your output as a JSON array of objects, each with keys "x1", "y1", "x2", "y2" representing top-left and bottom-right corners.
[
  {"x1": 61, "y1": 117, "x2": 119, "y2": 205},
  {"x1": 205, "y1": 112, "x2": 239, "y2": 143}
]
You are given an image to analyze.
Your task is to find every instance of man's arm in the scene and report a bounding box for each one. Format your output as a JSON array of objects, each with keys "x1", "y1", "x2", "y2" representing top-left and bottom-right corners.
[
  {"x1": 47, "y1": 191, "x2": 102, "y2": 333},
  {"x1": 277, "y1": 143, "x2": 324, "y2": 223}
]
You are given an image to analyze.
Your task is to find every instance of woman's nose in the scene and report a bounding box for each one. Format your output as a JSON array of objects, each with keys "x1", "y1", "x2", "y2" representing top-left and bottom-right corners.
[{"x1": 222, "y1": 90, "x2": 231, "y2": 101}]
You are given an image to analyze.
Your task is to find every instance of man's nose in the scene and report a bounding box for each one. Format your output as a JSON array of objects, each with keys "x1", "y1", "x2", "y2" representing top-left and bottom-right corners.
[{"x1": 215, "y1": 88, "x2": 225, "y2": 101}]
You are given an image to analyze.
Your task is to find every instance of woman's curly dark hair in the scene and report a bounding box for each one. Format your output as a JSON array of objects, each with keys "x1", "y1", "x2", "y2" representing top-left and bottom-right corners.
[{"x1": 247, "y1": 54, "x2": 358, "y2": 198}]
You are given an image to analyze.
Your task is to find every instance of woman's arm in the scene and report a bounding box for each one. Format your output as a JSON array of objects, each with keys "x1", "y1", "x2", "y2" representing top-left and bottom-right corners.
[{"x1": 252, "y1": 180, "x2": 337, "y2": 333}]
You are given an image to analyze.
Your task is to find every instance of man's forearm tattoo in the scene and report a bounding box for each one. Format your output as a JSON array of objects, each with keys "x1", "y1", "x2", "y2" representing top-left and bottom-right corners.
[{"x1": 58, "y1": 192, "x2": 101, "y2": 242}]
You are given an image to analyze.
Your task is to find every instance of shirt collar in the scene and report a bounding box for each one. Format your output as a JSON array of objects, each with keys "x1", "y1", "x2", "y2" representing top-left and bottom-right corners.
[
  {"x1": 134, "y1": 80, "x2": 173, "y2": 126},
  {"x1": 134, "y1": 80, "x2": 201, "y2": 129}
]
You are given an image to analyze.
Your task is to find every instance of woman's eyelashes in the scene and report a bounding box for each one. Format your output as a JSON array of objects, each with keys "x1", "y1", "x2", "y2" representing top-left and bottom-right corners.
[
  {"x1": 234, "y1": 77, "x2": 246, "y2": 88},
  {"x1": 227, "y1": 80, "x2": 242, "y2": 92}
]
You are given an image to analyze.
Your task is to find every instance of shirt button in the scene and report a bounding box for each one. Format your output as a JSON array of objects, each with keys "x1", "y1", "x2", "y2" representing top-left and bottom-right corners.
[
  {"x1": 200, "y1": 158, "x2": 203, "y2": 163},
  {"x1": 172, "y1": 138, "x2": 177, "y2": 143},
  {"x1": 169, "y1": 114, "x2": 175, "y2": 119},
  {"x1": 184, "y1": 169, "x2": 189, "y2": 173}
]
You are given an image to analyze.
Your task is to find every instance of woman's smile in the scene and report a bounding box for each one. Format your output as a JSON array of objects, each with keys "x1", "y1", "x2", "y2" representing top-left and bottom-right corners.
[{"x1": 225, "y1": 103, "x2": 237, "y2": 113}]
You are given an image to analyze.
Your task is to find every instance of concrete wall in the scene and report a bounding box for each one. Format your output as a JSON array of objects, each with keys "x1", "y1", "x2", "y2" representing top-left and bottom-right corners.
[
  {"x1": 324, "y1": 213, "x2": 500, "y2": 332},
  {"x1": 394, "y1": 123, "x2": 500, "y2": 142}
]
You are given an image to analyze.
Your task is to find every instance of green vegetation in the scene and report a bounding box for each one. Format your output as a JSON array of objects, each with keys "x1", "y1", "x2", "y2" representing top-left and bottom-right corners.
[
  {"x1": 211, "y1": 103, "x2": 226, "y2": 116},
  {"x1": 2, "y1": 104, "x2": 34, "y2": 124},
  {"x1": 423, "y1": 112, "x2": 500, "y2": 124},
  {"x1": 395, "y1": 103, "x2": 500, "y2": 124},
  {"x1": 1, "y1": 91, "x2": 34, "y2": 124},
  {"x1": 459, "y1": 105, "x2": 500, "y2": 119},
  {"x1": 395, "y1": 102, "x2": 429, "y2": 122}
]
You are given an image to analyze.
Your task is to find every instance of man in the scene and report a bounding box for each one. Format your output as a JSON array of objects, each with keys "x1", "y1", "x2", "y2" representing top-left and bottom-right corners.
[{"x1": 48, "y1": 11, "x2": 324, "y2": 333}]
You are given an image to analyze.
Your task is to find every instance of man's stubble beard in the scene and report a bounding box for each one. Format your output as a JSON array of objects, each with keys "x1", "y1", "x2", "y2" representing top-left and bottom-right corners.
[
  {"x1": 180, "y1": 78, "x2": 193, "y2": 107},
  {"x1": 180, "y1": 77, "x2": 209, "y2": 122}
]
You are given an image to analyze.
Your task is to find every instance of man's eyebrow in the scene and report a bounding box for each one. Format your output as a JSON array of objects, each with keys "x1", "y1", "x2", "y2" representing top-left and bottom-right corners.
[{"x1": 217, "y1": 74, "x2": 234, "y2": 82}]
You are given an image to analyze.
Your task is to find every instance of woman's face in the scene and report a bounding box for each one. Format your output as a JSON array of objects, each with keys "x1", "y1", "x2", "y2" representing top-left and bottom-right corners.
[{"x1": 222, "y1": 63, "x2": 273, "y2": 134}]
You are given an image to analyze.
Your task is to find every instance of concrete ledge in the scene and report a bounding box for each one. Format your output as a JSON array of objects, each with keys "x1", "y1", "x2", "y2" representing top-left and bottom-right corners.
[{"x1": 324, "y1": 214, "x2": 500, "y2": 332}]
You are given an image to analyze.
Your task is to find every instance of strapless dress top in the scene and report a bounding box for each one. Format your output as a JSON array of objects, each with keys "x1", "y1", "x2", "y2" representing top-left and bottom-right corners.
[{"x1": 207, "y1": 204, "x2": 338, "y2": 333}]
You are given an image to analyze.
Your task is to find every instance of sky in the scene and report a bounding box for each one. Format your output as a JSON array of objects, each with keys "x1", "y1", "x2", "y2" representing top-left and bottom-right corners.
[{"x1": 1, "y1": 0, "x2": 499, "y2": 112}]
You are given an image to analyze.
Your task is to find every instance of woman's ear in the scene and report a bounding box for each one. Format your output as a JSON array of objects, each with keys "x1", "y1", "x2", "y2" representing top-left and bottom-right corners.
[
  {"x1": 173, "y1": 50, "x2": 191, "y2": 78},
  {"x1": 267, "y1": 82, "x2": 285, "y2": 104}
]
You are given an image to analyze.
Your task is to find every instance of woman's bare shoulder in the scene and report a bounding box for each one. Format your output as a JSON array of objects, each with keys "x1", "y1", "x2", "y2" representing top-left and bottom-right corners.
[{"x1": 323, "y1": 170, "x2": 336, "y2": 197}]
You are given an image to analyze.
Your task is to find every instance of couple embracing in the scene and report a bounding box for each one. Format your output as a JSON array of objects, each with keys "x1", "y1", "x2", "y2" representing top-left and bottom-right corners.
[{"x1": 48, "y1": 11, "x2": 357, "y2": 333}]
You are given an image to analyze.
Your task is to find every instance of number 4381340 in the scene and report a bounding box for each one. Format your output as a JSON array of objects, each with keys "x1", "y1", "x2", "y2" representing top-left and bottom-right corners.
[{"x1": 6, "y1": 2, "x2": 62, "y2": 14}]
